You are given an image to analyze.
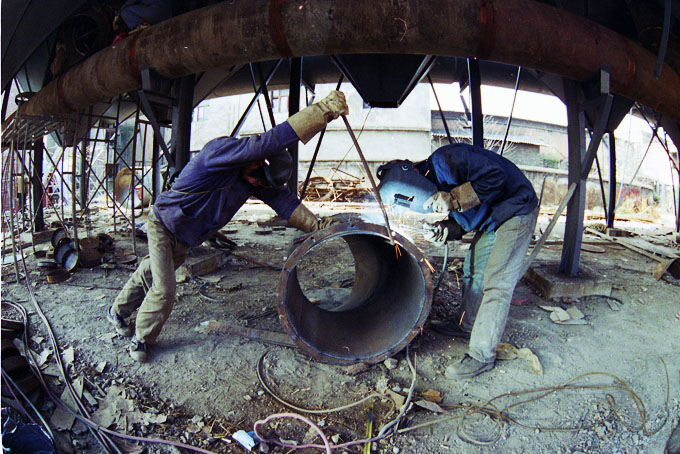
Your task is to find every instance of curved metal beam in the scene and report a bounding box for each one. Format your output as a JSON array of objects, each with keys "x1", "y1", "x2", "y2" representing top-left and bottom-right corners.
[{"x1": 21, "y1": 0, "x2": 680, "y2": 125}]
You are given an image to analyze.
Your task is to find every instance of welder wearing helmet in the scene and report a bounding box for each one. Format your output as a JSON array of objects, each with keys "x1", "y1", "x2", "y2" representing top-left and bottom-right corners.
[
  {"x1": 377, "y1": 142, "x2": 538, "y2": 379},
  {"x1": 108, "y1": 90, "x2": 349, "y2": 363}
]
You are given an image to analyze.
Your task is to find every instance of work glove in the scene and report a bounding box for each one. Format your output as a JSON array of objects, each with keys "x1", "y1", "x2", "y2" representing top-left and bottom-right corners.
[
  {"x1": 423, "y1": 219, "x2": 466, "y2": 246},
  {"x1": 422, "y1": 182, "x2": 481, "y2": 214},
  {"x1": 287, "y1": 90, "x2": 349, "y2": 144},
  {"x1": 287, "y1": 204, "x2": 321, "y2": 233},
  {"x1": 318, "y1": 217, "x2": 335, "y2": 230}
]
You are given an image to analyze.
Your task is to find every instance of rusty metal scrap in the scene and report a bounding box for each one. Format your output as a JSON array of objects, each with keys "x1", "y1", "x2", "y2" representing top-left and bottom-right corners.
[{"x1": 298, "y1": 176, "x2": 370, "y2": 203}]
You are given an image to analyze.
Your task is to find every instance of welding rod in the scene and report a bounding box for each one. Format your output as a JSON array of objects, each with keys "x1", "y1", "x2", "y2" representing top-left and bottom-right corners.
[
  {"x1": 340, "y1": 114, "x2": 395, "y2": 245},
  {"x1": 519, "y1": 182, "x2": 577, "y2": 277}
]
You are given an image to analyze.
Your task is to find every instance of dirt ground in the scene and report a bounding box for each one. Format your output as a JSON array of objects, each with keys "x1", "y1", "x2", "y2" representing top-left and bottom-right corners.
[{"x1": 1, "y1": 201, "x2": 679, "y2": 454}]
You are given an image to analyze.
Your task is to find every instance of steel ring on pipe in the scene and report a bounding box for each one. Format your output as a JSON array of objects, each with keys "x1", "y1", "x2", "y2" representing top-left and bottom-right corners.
[{"x1": 277, "y1": 221, "x2": 433, "y2": 365}]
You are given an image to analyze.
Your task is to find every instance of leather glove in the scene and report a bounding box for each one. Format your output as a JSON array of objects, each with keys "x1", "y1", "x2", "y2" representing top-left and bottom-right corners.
[
  {"x1": 423, "y1": 191, "x2": 458, "y2": 214},
  {"x1": 287, "y1": 204, "x2": 320, "y2": 233},
  {"x1": 423, "y1": 219, "x2": 465, "y2": 245},
  {"x1": 423, "y1": 182, "x2": 481, "y2": 214},
  {"x1": 287, "y1": 90, "x2": 349, "y2": 144},
  {"x1": 318, "y1": 217, "x2": 335, "y2": 230}
]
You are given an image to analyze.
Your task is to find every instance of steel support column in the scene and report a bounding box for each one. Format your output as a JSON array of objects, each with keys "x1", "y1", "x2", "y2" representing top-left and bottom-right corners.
[
  {"x1": 467, "y1": 58, "x2": 483, "y2": 147},
  {"x1": 172, "y1": 75, "x2": 195, "y2": 172},
  {"x1": 79, "y1": 136, "x2": 90, "y2": 210},
  {"x1": 230, "y1": 61, "x2": 282, "y2": 137},
  {"x1": 607, "y1": 131, "x2": 617, "y2": 228},
  {"x1": 31, "y1": 138, "x2": 44, "y2": 232},
  {"x1": 558, "y1": 79, "x2": 586, "y2": 276},
  {"x1": 288, "y1": 57, "x2": 302, "y2": 192},
  {"x1": 152, "y1": 135, "x2": 160, "y2": 201},
  {"x1": 428, "y1": 74, "x2": 452, "y2": 144}
]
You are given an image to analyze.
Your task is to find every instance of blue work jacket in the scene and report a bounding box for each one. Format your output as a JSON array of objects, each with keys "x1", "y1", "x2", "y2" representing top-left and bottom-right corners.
[
  {"x1": 424, "y1": 143, "x2": 538, "y2": 232},
  {"x1": 153, "y1": 122, "x2": 301, "y2": 246}
]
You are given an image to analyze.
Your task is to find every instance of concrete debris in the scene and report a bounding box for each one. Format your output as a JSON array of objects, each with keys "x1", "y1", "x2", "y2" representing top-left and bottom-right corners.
[
  {"x1": 95, "y1": 361, "x2": 107, "y2": 373},
  {"x1": 385, "y1": 389, "x2": 406, "y2": 409},
  {"x1": 414, "y1": 399, "x2": 445, "y2": 413},
  {"x1": 62, "y1": 346, "x2": 75, "y2": 369},
  {"x1": 344, "y1": 362, "x2": 370, "y2": 376},
  {"x1": 384, "y1": 358, "x2": 399, "y2": 370},
  {"x1": 49, "y1": 377, "x2": 84, "y2": 431},
  {"x1": 539, "y1": 305, "x2": 589, "y2": 325},
  {"x1": 375, "y1": 376, "x2": 389, "y2": 394},
  {"x1": 495, "y1": 343, "x2": 543, "y2": 375},
  {"x1": 420, "y1": 389, "x2": 442, "y2": 404}
]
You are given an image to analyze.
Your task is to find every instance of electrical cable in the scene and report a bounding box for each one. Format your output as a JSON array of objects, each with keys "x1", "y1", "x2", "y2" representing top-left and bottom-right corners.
[
  {"x1": 256, "y1": 351, "x2": 384, "y2": 415},
  {"x1": 254, "y1": 413, "x2": 333, "y2": 454},
  {"x1": 2, "y1": 369, "x2": 56, "y2": 443},
  {"x1": 3, "y1": 295, "x2": 121, "y2": 454},
  {"x1": 198, "y1": 281, "x2": 220, "y2": 302},
  {"x1": 577, "y1": 294, "x2": 624, "y2": 306},
  {"x1": 2, "y1": 302, "x2": 223, "y2": 454},
  {"x1": 433, "y1": 243, "x2": 449, "y2": 296},
  {"x1": 377, "y1": 347, "x2": 417, "y2": 438},
  {"x1": 254, "y1": 347, "x2": 421, "y2": 452},
  {"x1": 1, "y1": 371, "x2": 40, "y2": 427}
]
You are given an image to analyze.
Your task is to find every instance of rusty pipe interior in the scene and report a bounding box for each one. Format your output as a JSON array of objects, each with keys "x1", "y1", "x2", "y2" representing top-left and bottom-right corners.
[{"x1": 277, "y1": 222, "x2": 432, "y2": 364}]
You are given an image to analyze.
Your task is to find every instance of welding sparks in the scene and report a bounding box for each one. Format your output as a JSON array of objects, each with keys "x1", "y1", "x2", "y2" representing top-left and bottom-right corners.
[
  {"x1": 422, "y1": 257, "x2": 435, "y2": 274},
  {"x1": 394, "y1": 244, "x2": 402, "y2": 259},
  {"x1": 458, "y1": 311, "x2": 466, "y2": 326}
]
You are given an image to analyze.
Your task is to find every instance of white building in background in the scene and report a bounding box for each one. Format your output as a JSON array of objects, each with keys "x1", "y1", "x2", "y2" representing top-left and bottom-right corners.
[{"x1": 190, "y1": 82, "x2": 678, "y2": 217}]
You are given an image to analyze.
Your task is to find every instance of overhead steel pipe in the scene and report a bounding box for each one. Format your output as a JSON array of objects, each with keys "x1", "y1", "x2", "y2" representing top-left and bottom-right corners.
[
  {"x1": 20, "y1": 0, "x2": 680, "y2": 125},
  {"x1": 277, "y1": 222, "x2": 433, "y2": 364}
]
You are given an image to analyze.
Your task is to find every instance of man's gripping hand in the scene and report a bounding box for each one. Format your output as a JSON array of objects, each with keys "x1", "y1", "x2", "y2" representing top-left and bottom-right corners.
[
  {"x1": 423, "y1": 192, "x2": 459, "y2": 214},
  {"x1": 319, "y1": 90, "x2": 349, "y2": 121},
  {"x1": 423, "y1": 182, "x2": 481, "y2": 214},
  {"x1": 423, "y1": 219, "x2": 465, "y2": 246}
]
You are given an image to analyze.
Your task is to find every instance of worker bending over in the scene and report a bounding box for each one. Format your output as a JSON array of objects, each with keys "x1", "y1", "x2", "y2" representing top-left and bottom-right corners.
[
  {"x1": 108, "y1": 91, "x2": 349, "y2": 362},
  {"x1": 377, "y1": 142, "x2": 538, "y2": 378}
]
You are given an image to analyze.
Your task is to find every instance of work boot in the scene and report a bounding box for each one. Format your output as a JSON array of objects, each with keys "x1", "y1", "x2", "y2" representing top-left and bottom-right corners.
[
  {"x1": 430, "y1": 320, "x2": 471, "y2": 339},
  {"x1": 445, "y1": 354, "x2": 494, "y2": 379},
  {"x1": 129, "y1": 336, "x2": 148, "y2": 363},
  {"x1": 107, "y1": 306, "x2": 132, "y2": 337}
]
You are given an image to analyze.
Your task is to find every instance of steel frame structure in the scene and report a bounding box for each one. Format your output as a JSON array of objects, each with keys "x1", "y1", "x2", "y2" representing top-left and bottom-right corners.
[{"x1": 2, "y1": 55, "x2": 679, "y2": 280}]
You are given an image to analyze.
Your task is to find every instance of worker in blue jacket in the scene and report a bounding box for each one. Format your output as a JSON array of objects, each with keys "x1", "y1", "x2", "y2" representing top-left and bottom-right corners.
[
  {"x1": 108, "y1": 91, "x2": 349, "y2": 362},
  {"x1": 377, "y1": 143, "x2": 538, "y2": 378}
]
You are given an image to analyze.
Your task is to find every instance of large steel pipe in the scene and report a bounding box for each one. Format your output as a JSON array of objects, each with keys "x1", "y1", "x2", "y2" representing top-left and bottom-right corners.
[
  {"x1": 20, "y1": 0, "x2": 680, "y2": 125},
  {"x1": 277, "y1": 222, "x2": 433, "y2": 364}
]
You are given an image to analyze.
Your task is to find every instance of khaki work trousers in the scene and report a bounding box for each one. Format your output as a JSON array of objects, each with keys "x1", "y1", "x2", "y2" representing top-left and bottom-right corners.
[
  {"x1": 460, "y1": 208, "x2": 538, "y2": 363},
  {"x1": 113, "y1": 210, "x2": 190, "y2": 344}
]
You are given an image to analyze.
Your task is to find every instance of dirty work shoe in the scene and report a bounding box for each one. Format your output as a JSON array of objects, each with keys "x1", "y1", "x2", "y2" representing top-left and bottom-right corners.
[
  {"x1": 107, "y1": 306, "x2": 132, "y2": 337},
  {"x1": 430, "y1": 320, "x2": 471, "y2": 339},
  {"x1": 445, "y1": 354, "x2": 494, "y2": 379},
  {"x1": 129, "y1": 336, "x2": 148, "y2": 363}
]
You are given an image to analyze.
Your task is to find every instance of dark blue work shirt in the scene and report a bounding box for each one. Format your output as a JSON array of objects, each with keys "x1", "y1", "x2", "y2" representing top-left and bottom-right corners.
[
  {"x1": 153, "y1": 122, "x2": 301, "y2": 246},
  {"x1": 426, "y1": 143, "x2": 538, "y2": 232}
]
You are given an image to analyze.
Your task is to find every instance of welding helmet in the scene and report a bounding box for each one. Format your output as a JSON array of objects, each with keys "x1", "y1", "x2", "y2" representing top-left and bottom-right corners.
[
  {"x1": 376, "y1": 160, "x2": 437, "y2": 213},
  {"x1": 263, "y1": 151, "x2": 293, "y2": 189}
]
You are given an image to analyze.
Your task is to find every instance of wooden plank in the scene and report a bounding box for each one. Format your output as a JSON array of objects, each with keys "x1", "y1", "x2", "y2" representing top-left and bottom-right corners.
[{"x1": 585, "y1": 228, "x2": 668, "y2": 262}]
